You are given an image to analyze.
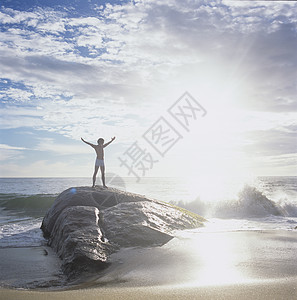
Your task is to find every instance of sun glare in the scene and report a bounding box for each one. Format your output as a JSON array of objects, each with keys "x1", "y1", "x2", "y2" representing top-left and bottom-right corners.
[
  {"x1": 179, "y1": 232, "x2": 250, "y2": 287},
  {"x1": 183, "y1": 173, "x2": 253, "y2": 204}
]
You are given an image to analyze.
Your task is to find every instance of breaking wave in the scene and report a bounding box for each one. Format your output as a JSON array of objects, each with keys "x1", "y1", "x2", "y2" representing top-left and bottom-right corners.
[
  {"x1": 171, "y1": 185, "x2": 297, "y2": 218},
  {"x1": 1, "y1": 183, "x2": 296, "y2": 220}
]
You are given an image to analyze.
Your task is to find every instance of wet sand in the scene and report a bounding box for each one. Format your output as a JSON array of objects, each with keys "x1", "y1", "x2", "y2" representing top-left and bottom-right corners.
[
  {"x1": 1, "y1": 230, "x2": 296, "y2": 299},
  {"x1": 0, "y1": 246, "x2": 65, "y2": 289},
  {"x1": 1, "y1": 280, "x2": 296, "y2": 300}
]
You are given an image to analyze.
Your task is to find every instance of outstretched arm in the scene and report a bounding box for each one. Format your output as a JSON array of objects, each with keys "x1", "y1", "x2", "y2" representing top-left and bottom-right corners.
[
  {"x1": 81, "y1": 137, "x2": 95, "y2": 148},
  {"x1": 103, "y1": 136, "x2": 116, "y2": 148}
]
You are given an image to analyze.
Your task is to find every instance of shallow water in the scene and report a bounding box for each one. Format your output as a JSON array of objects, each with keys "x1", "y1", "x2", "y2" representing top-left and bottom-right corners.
[{"x1": 0, "y1": 246, "x2": 65, "y2": 289}]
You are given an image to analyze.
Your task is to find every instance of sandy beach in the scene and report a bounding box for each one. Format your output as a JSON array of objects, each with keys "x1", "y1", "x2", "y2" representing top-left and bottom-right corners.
[
  {"x1": 1, "y1": 230, "x2": 296, "y2": 299},
  {"x1": 1, "y1": 280, "x2": 296, "y2": 300},
  {"x1": 0, "y1": 246, "x2": 65, "y2": 289}
]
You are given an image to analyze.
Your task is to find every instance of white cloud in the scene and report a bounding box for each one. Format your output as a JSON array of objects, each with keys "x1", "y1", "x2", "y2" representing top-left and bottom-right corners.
[
  {"x1": 0, "y1": 144, "x2": 27, "y2": 161},
  {"x1": 0, "y1": 0, "x2": 296, "y2": 176},
  {"x1": 0, "y1": 87, "x2": 33, "y2": 102},
  {"x1": 0, "y1": 8, "x2": 36, "y2": 24},
  {"x1": 0, "y1": 106, "x2": 44, "y2": 128},
  {"x1": 34, "y1": 138, "x2": 89, "y2": 155},
  {"x1": 0, "y1": 160, "x2": 89, "y2": 177},
  {"x1": 37, "y1": 19, "x2": 66, "y2": 34},
  {"x1": 1, "y1": 1, "x2": 295, "y2": 111},
  {"x1": 248, "y1": 153, "x2": 297, "y2": 176},
  {"x1": 0, "y1": 144, "x2": 27, "y2": 150},
  {"x1": 0, "y1": 149, "x2": 24, "y2": 161}
]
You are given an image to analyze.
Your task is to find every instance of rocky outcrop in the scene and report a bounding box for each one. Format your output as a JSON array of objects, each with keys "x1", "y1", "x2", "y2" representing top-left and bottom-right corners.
[
  {"x1": 48, "y1": 206, "x2": 114, "y2": 276},
  {"x1": 41, "y1": 186, "x2": 205, "y2": 278},
  {"x1": 41, "y1": 187, "x2": 149, "y2": 238},
  {"x1": 101, "y1": 201, "x2": 201, "y2": 247}
]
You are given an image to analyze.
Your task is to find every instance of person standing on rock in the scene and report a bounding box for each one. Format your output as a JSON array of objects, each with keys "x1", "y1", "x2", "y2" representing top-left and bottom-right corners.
[{"x1": 81, "y1": 137, "x2": 116, "y2": 188}]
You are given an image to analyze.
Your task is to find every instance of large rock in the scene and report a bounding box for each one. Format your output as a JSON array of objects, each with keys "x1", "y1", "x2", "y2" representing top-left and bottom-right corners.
[
  {"x1": 41, "y1": 186, "x2": 205, "y2": 278},
  {"x1": 41, "y1": 187, "x2": 154, "y2": 238},
  {"x1": 102, "y1": 201, "x2": 201, "y2": 247},
  {"x1": 48, "y1": 206, "x2": 114, "y2": 277}
]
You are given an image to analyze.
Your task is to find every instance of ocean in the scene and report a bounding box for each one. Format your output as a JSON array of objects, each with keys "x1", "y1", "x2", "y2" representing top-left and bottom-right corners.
[{"x1": 0, "y1": 176, "x2": 296, "y2": 249}]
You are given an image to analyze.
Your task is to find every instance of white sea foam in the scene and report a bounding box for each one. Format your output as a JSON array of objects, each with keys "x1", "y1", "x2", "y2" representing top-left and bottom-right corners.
[
  {"x1": 172, "y1": 182, "x2": 297, "y2": 219},
  {"x1": 0, "y1": 218, "x2": 45, "y2": 248}
]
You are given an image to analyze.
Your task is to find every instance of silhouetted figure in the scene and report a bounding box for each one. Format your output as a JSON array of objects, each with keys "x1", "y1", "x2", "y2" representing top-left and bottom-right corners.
[{"x1": 81, "y1": 137, "x2": 116, "y2": 188}]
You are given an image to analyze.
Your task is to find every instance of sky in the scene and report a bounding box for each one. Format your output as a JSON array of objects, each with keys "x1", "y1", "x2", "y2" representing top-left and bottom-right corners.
[{"x1": 0, "y1": 0, "x2": 296, "y2": 180}]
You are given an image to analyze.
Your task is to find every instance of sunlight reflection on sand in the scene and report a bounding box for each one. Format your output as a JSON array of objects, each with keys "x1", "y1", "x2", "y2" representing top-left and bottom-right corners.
[{"x1": 89, "y1": 230, "x2": 297, "y2": 290}]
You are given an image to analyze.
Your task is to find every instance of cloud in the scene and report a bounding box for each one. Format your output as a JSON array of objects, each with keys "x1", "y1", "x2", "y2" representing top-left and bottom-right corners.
[
  {"x1": 0, "y1": 87, "x2": 33, "y2": 102},
  {"x1": 243, "y1": 127, "x2": 297, "y2": 157},
  {"x1": 0, "y1": 144, "x2": 27, "y2": 161},
  {"x1": 0, "y1": 106, "x2": 44, "y2": 129},
  {"x1": 0, "y1": 0, "x2": 296, "y2": 176},
  {"x1": 0, "y1": 8, "x2": 36, "y2": 24},
  {"x1": 1, "y1": 1, "x2": 296, "y2": 111},
  {"x1": 0, "y1": 149, "x2": 24, "y2": 161},
  {"x1": 0, "y1": 160, "x2": 88, "y2": 177},
  {"x1": 34, "y1": 138, "x2": 89, "y2": 155},
  {"x1": 0, "y1": 144, "x2": 27, "y2": 150},
  {"x1": 248, "y1": 153, "x2": 297, "y2": 176}
]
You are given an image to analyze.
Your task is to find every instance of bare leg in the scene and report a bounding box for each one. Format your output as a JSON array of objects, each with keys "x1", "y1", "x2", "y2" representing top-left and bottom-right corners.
[
  {"x1": 100, "y1": 165, "x2": 107, "y2": 188},
  {"x1": 92, "y1": 166, "x2": 99, "y2": 187}
]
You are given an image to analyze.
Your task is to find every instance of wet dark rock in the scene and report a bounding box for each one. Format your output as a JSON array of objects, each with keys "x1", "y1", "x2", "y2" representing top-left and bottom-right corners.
[
  {"x1": 41, "y1": 187, "x2": 153, "y2": 238},
  {"x1": 102, "y1": 201, "x2": 201, "y2": 247},
  {"x1": 48, "y1": 205, "x2": 114, "y2": 277},
  {"x1": 41, "y1": 186, "x2": 205, "y2": 278}
]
